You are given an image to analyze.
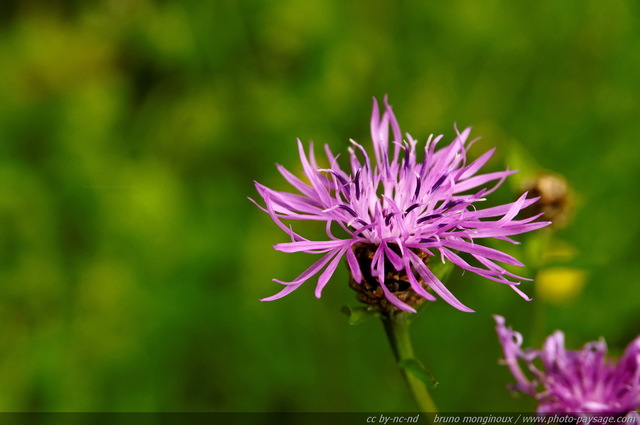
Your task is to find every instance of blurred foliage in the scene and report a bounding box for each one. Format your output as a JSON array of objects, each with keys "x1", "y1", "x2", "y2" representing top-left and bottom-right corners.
[{"x1": 0, "y1": 0, "x2": 639, "y2": 413}]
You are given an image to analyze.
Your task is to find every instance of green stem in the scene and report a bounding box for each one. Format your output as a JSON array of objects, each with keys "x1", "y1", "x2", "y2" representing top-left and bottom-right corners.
[{"x1": 381, "y1": 312, "x2": 438, "y2": 413}]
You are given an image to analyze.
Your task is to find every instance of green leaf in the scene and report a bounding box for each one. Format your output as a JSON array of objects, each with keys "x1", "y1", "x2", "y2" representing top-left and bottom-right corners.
[
  {"x1": 398, "y1": 358, "x2": 439, "y2": 388},
  {"x1": 340, "y1": 305, "x2": 378, "y2": 326}
]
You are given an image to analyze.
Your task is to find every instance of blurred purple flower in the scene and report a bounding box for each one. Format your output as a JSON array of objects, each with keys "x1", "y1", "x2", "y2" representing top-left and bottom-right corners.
[
  {"x1": 252, "y1": 97, "x2": 548, "y2": 313},
  {"x1": 495, "y1": 315, "x2": 640, "y2": 414}
]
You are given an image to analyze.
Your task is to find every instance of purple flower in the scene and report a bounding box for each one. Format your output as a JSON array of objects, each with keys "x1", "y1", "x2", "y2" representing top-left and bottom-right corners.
[
  {"x1": 494, "y1": 315, "x2": 640, "y2": 414},
  {"x1": 252, "y1": 97, "x2": 548, "y2": 313}
]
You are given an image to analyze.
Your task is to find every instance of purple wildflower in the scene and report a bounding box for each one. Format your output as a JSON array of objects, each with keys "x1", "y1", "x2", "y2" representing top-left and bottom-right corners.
[
  {"x1": 252, "y1": 97, "x2": 549, "y2": 313},
  {"x1": 494, "y1": 315, "x2": 640, "y2": 414}
]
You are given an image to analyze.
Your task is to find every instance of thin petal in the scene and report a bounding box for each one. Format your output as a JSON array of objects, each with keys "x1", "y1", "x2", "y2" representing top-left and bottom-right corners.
[
  {"x1": 465, "y1": 197, "x2": 539, "y2": 219},
  {"x1": 264, "y1": 249, "x2": 338, "y2": 299},
  {"x1": 315, "y1": 247, "x2": 348, "y2": 297},
  {"x1": 497, "y1": 192, "x2": 530, "y2": 225},
  {"x1": 260, "y1": 282, "x2": 305, "y2": 302},
  {"x1": 441, "y1": 239, "x2": 525, "y2": 266},
  {"x1": 458, "y1": 147, "x2": 496, "y2": 180},
  {"x1": 454, "y1": 170, "x2": 517, "y2": 194},
  {"x1": 275, "y1": 239, "x2": 349, "y2": 253},
  {"x1": 345, "y1": 245, "x2": 363, "y2": 283},
  {"x1": 494, "y1": 316, "x2": 537, "y2": 395},
  {"x1": 373, "y1": 245, "x2": 416, "y2": 313},
  {"x1": 276, "y1": 164, "x2": 317, "y2": 199},
  {"x1": 402, "y1": 251, "x2": 437, "y2": 301},
  {"x1": 407, "y1": 250, "x2": 474, "y2": 312}
]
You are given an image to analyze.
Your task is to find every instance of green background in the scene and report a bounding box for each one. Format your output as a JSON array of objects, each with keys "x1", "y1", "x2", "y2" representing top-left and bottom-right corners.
[{"x1": 0, "y1": 0, "x2": 639, "y2": 412}]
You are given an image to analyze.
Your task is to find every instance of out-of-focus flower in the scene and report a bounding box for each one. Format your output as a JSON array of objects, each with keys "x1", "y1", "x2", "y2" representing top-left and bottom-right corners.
[
  {"x1": 252, "y1": 97, "x2": 549, "y2": 313},
  {"x1": 536, "y1": 267, "x2": 587, "y2": 304},
  {"x1": 521, "y1": 172, "x2": 573, "y2": 229},
  {"x1": 494, "y1": 315, "x2": 640, "y2": 414}
]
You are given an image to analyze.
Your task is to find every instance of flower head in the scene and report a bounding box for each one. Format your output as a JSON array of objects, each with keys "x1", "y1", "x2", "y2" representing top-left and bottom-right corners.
[
  {"x1": 252, "y1": 97, "x2": 549, "y2": 313},
  {"x1": 494, "y1": 315, "x2": 640, "y2": 414}
]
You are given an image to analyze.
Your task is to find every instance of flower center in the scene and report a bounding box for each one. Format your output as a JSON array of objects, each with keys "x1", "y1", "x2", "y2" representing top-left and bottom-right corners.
[{"x1": 348, "y1": 243, "x2": 431, "y2": 312}]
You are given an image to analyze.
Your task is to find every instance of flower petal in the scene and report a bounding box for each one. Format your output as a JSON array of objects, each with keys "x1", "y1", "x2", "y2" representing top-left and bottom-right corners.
[
  {"x1": 407, "y1": 249, "x2": 474, "y2": 312},
  {"x1": 315, "y1": 247, "x2": 348, "y2": 298},
  {"x1": 494, "y1": 316, "x2": 537, "y2": 395}
]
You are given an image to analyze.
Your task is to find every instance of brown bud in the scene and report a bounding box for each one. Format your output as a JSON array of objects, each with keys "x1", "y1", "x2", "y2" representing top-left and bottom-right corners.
[{"x1": 522, "y1": 172, "x2": 573, "y2": 229}]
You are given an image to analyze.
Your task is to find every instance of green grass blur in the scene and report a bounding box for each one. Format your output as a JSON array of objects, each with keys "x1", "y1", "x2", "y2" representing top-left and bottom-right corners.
[{"x1": 0, "y1": 0, "x2": 639, "y2": 413}]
